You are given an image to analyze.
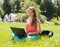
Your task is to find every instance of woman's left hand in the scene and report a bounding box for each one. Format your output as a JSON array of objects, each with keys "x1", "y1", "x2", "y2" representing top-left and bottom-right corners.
[{"x1": 27, "y1": 32, "x2": 36, "y2": 35}]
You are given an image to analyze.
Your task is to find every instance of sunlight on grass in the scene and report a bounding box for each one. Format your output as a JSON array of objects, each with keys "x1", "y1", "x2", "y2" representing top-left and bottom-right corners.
[{"x1": 0, "y1": 22, "x2": 60, "y2": 47}]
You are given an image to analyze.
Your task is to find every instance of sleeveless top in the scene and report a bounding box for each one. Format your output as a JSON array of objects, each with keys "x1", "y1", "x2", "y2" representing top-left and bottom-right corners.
[{"x1": 26, "y1": 19, "x2": 37, "y2": 33}]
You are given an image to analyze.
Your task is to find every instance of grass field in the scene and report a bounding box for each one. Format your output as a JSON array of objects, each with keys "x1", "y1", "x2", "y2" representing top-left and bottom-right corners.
[{"x1": 0, "y1": 22, "x2": 60, "y2": 47}]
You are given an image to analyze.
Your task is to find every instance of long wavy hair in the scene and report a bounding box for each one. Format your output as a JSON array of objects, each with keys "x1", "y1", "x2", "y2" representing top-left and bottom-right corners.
[{"x1": 26, "y1": 7, "x2": 37, "y2": 26}]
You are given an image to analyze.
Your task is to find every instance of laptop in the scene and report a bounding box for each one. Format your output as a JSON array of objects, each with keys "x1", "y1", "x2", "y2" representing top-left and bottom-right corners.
[{"x1": 10, "y1": 27, "x2": 27, "y2": 39}]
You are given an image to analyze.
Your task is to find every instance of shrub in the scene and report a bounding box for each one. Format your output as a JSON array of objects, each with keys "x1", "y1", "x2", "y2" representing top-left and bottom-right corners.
[
  {"x1": 17, "y1": 13, "x2": 28, "y2": 22},
  {"x1": 38, "y1": 14, "x2": 47, "y2": 23},
  {"x1": 51, "y1": 17, "x2": 60, "y2": 25}
]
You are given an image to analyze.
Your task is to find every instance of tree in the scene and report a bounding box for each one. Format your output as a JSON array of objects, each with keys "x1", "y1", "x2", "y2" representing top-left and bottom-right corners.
[
  {"x1": 40, "y1": 0, "x2": 55, "y2": 21},
  {"x1": 56, "y1": 0, "x2": 60, "y2": 20},
  {"x1": 20, "y1": 0, "x2": 40, "y2": 13},
  {"x1": 51, "y1": 0, "x2": 60, "y2": 20},
  {"x1": 2, "y1": 0, "x2": 11, "y2": 15},
  {"x1": 11, "y1": 0, "x2": 20, "y2": 13},
  {"x1": 35, "y1": 0, "x2": 41, "y2": 5}
]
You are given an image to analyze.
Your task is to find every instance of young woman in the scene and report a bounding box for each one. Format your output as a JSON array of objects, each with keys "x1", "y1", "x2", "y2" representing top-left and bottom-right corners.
[
  {"x1": 26, "y1": 7, "x2": 41, "y2": 36},
  {"x1": 11, "y1": 7, "x2": 53, "y2": 41},
  {"x1": 25, "y1": 7, "x2": 53, "y2": 38}
]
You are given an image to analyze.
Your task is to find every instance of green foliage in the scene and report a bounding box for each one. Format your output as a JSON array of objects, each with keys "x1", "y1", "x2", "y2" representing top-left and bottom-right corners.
[
  {"x1": 10, "y1": 0, "x2": 16, "y2": 4},
  {"x1": 17, "y1": 13, "x2": 29, "y2": 22},
  {"x1": 51, "y1": 17, "x2": 60, "y2": 25},
  {"x1": 2, "y1": 0, "x2": 11, "y2": 14},
  {"x1": 0, "y1": 0, "x2": 60, "y2": 22},
  {"x1": 0, "y1": 0, "x2": 4, "y2": 19},
  {"x1": 35, "y1": 0, "x2": 41, "y2": 5},
  {"x1": 20, "y1": 0, "x2": 40, "y2": 13},
  {"x1": 0, "y1": 8, "x2": 4, "y2": 17},
  {"x1": 22, "y1": 15, "x2": 28, "y2": 22},
  {"x1": 38, "y1": 14, "x2": 47, "y2": 23},
  {"x1": 17, "y1": 13, "x2": 26, "y2": 19},
  {"x1": 11, "y1": 0, "x2": 20, "y2": 13},
  {"x1": 10, "y1": 0, "x2": 40, "y2": 20},
  {"x1": 40, "y1": 0, "x2": 55, "y2": 21},
  {"x1": 10, "y1": 0, "x2": 40, "y2": 13}
]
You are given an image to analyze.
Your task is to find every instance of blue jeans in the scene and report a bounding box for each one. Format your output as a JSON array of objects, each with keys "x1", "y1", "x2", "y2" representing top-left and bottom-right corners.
[
  {"x1": 12, "y1": 34, "x2": 38, "y2": 41},
  {"x1": 27, "y1": 34, "x2": 38, "y2": 40}
]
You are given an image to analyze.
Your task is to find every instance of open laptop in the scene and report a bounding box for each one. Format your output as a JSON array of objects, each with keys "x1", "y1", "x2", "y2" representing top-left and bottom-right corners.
[{"x1": 10, "y1": 27, "x2": 27, "y2": 39}]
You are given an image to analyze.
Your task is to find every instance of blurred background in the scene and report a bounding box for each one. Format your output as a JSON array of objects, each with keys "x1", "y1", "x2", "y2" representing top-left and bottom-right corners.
[{"x1": 0, "y1": 0, "x2": 60, "y2": 25}]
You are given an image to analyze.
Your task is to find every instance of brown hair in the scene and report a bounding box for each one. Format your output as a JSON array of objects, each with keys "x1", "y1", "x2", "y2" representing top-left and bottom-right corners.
[{"x1": 26, "y1": 7, "x2": 37, "y2": 26}]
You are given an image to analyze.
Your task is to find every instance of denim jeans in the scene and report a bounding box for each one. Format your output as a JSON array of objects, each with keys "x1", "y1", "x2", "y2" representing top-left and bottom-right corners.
[{"x1": 12, "y1": 34, "x2": 38, "y2": 41}]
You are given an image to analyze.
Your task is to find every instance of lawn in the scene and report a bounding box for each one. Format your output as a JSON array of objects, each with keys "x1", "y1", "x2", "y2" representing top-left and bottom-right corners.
[{"x1": 0, "y1": 22, "x2": 60, "y2": 47}]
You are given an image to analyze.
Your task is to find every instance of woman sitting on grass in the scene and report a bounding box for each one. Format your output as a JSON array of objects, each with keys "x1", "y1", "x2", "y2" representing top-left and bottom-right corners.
[
  {"x1": 12, "y1": 7, "x2": 41, "y2": 41},
  {"x1": 26, "y1": 7, "x2": 53, "y2": 38},
  {"x1": 26, "y1": 7, "x2": 41, "y2": 36},
  {"x1": 12, "y1": 7, "x2": 53, "y2": 41}
]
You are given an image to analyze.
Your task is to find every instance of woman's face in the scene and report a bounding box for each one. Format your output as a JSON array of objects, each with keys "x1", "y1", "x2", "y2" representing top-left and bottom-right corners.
[{"x1": 27, "y1": 9, "x2": 33, "y2": 17}]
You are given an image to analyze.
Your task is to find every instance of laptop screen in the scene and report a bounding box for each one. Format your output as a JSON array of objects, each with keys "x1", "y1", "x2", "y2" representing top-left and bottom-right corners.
[{"x1": 10, "y1": 27, "x2": 27, "y2": 39}]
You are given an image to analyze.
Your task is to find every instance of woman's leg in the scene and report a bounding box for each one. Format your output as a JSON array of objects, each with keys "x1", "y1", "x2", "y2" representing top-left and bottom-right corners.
[
  {"x1": 12, "y1": 34, "x2": 20, "y2": 41},
  {"x1": 12, "y1": 34, "x2": 27, "y2": 41},
  {"x1": 40, "y1": 30, "x2": 53, "y2": 37},
  {"x1": 27, "y1": 34, "x2": 38, "y2": 40}
]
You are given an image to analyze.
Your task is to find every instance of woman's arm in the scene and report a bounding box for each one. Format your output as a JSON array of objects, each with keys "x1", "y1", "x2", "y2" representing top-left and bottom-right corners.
[
  {"x1": 25, "y1": 19, "x2": 28, "y2": 33},
  {"x1": 36, "y1": 17, "x2": 41, "y2": 35}
]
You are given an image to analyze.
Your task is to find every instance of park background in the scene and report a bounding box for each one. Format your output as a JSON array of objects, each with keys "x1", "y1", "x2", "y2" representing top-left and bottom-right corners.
[{"x1": 0, "y1": 0, "x2": 60, "y2": 47}]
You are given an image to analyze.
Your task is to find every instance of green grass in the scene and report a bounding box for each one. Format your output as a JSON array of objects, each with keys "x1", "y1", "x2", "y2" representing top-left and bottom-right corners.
[{"x1": 0, "y1": 22, "x2": 60, "y2": 47}]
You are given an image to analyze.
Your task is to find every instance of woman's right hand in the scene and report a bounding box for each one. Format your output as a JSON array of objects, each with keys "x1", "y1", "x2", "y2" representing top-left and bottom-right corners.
[
  {"x1": 27, "y1": 32, "x2": 36, "y2": 35},
  {"x1": 27, "y1": 32, "x2": 32, "y2": 35}
]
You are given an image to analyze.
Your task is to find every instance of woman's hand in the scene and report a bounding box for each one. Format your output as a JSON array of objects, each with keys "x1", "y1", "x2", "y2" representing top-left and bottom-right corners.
[
  {"x1": 27, "y1": 32, "x2": 36, "y2": 35},
  {"x1": 27, "y1": 31, "x2": 40, "y2": 36},
  {"x1": 36, "y1": 30, "x2": 40, "y2": 35}
]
